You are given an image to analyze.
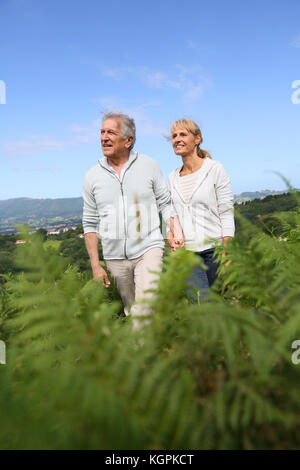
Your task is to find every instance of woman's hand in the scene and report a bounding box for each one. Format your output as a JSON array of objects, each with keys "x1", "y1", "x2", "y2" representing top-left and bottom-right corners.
[
  {"x1": 167, "y1": 231, "x2": 176, "y2": 252},
  {"x1": 222, "y1": 251, "x2": 231, "y2": 267},
  {"x1": 222, "y1": 236, "x2": 232, "y2": 267}
]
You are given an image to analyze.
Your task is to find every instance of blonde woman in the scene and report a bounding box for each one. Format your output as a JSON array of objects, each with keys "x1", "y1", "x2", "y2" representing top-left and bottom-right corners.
[{"x1": 167, "y1": 118, "x2": 235, "y2": 296}]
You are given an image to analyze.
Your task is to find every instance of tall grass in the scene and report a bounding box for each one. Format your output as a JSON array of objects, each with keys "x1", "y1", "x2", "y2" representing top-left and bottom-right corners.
[{"x1": 1, "y1": 206, "x2": 300, "y2": 449}]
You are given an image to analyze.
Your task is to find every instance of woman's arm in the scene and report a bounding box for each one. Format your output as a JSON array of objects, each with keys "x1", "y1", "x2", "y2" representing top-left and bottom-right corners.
[{"x1": 214, "y1": 163, "x2": 235, "y2": 240}]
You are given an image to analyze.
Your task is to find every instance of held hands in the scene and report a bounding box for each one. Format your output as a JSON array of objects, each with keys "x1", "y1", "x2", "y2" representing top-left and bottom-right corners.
[
  {"x1": 167, "y1": 230, "x2": 185, "y2": 252},
  {"x1": 92, "y1": 264, "x2": 111, "y2": 288},
  {"x1": 167, "y1": 216, "x2": 185, "y2": 252}
]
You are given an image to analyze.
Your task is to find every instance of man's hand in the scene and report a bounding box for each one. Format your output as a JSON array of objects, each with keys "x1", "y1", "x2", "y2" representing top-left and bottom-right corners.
[
  {"x1": 92, "y1": 264, "x2": 111, "y2": 288},
  {"x1": 84, "y1": 232, "x2": 110, "y2": 288}
]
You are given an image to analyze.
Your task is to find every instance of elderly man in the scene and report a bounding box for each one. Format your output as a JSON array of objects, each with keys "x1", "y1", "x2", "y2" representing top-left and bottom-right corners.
[{"x1": 82, "y1": 111, "x2": 183, "y2": 322}]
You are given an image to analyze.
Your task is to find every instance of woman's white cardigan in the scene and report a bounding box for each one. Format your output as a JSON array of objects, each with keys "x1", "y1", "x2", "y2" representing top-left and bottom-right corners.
[{"x1": 167, "y1": 157, "x2": 235, "y2": 252}]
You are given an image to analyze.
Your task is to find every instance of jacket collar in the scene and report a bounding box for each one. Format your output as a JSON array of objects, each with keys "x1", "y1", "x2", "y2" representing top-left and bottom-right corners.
[
  {"x1": 173, "y1": 158, "x2": 217, "y2": 204},
  {"x1": 98, "y1": 150, "x2": 138, "y2": 172}
]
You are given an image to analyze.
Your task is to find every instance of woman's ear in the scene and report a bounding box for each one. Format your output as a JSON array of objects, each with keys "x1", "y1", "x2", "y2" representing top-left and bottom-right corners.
[{"x1": 195, "y1": 135, "x2": 202, "y2": 146}]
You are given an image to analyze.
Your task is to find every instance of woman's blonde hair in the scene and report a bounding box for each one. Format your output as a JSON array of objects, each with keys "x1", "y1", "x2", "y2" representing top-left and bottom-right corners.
[{"x1": 170, "y1": 118, "x2": 212, "y2": 159}]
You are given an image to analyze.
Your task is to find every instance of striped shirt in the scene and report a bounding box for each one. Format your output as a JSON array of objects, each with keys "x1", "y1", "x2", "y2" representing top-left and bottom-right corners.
[{"x1": 178, "y1": 167, "x2": 203, "y2": 203}]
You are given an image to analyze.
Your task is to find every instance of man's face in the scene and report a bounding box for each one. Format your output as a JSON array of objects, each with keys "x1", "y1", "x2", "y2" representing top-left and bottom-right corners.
[{"x1": 101, "y1": 118, "x2": 131, "y2": 158}]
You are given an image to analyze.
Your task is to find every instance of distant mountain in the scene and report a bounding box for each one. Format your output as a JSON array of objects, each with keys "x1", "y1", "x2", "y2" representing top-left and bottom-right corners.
[
  {"x1": 0, "y1": 197, "x2": 83, "y2": 219},
  {"x1": 234, "y1": 190, "x2": 290, "y2": 204},
  {"x1": 0, "y1": 197, "x2": 83, "y2": 233},
  {"x1": 0, "y1": 190, "x2": 295, "y2": 233}
]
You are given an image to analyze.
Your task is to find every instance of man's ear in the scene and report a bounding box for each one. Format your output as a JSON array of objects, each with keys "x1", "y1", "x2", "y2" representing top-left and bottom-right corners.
[{"x1": 125, "y1": 136, "x2": 134, "y2": 149}]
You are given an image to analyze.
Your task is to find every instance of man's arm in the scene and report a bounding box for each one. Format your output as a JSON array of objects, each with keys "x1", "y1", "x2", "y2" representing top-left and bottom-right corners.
[
  {"x1": 84, "y1": 232, "x2": 110, "y2": 287},
  {"x1": 82, "y1": 173, "x2": 110, "y2": 287},
  {"x1": 152, "y1": 163, "x2": 184, "y2": 248}
]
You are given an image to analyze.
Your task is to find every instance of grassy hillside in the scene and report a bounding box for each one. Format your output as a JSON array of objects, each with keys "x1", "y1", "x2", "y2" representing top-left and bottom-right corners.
[{"x1": 236, "y1": 192, "x2": 299, "y2": 224}]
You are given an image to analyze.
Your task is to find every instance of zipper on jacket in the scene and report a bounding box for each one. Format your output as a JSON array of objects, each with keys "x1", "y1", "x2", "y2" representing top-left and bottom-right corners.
[
  {"x1": 117, "y1": 160, "x2": 138, "y2": 259},
  {"x1": 99, "y1": 154, "x2": 138, "y2": 260},
  {"x1": 120, "y1": 181, "x2": 127, "y2": 259}
]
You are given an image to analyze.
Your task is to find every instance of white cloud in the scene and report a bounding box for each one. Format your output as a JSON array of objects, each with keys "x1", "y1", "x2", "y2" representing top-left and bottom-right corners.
[
  {"x1": 35, "y1": 166, "x2": 61, "y2": 173},
  {"x1": 94, "y1": 95, "x2": 125, "y2": 111},
  {"x1": 101, "y1": 66, "x2": 123, "y2": 80},
  {"x1": 100, "y1": 64, "x2": 211, "y2": 102},
  {"x1": 142, "y1": 70, "x2": 169, "y2": 88},
  {"x1": 186, "y1": 39, "x2": 198, "y2": 49},
  {"x1": 291, "y1": 34, "x2": 300, "y2": 48},
  {"x1": 2, "y1": 103, "x2": 166, "y2": 157},
  {"x1": 100, "y1": 66, "x2": 175, "y2": 88},
  {"x1": 175, "y1": 64, "x2": 211, "y2": 102},
  {"x1": 140, "y1": 69, "x2": 181, "y2": 89},
  {"x1": 4, "y1": 119, "x2": 101, "y2": 156},
  {"x1": 68, "y1": 118, "x2": 101, "y2": 143},
  {"x1": 183, "y1": 84, "x2": 204, "y2": 102},
  {"x1": 94, "y1": 97, "x2": 167, "y2": 135},
  {"x1": 4, "y1": 136, "x2": 71, "y2": 155}
]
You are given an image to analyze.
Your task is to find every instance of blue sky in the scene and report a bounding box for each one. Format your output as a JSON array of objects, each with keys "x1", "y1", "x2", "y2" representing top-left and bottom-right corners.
[{"x1": 0, "y1": 0, "x2": 300, "y2": 199}]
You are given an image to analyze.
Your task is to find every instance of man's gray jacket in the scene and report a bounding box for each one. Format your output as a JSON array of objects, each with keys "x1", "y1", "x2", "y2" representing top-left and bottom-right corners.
[{"x1": 82, "y1": 151, "x2": 172, "y2": 260}]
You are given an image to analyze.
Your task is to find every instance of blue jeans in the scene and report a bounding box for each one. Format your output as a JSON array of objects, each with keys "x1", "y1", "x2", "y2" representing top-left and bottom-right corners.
[{"x1": 187, "y1": 248, "x2": 220, "y2": 301}]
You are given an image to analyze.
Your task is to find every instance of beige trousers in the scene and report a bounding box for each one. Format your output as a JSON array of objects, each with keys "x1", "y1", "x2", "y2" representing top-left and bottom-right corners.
[{"x1": 106, "y1": 247, "x2": 163, "y2": 319}]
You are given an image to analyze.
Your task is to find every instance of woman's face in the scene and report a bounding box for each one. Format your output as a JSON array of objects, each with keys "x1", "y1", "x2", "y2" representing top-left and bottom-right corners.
[{"x1": 171, "y1": 126, "x2": 201, "y2": 157}]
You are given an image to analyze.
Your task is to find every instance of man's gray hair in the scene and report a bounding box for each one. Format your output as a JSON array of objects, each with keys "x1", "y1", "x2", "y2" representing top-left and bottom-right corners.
[{"x1": 102, "y1": 111, "x2": 136, "y2": 150}]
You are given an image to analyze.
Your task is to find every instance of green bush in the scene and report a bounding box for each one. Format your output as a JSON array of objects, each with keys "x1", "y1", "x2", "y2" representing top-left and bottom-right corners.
[{"x1": 1, "y1": 208, "x2": 300, "y2": 449}]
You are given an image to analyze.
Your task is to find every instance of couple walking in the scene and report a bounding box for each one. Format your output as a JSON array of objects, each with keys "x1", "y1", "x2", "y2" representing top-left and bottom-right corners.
[{"x1": 82, "y1": 111, "x2": 235, "y2": 321}]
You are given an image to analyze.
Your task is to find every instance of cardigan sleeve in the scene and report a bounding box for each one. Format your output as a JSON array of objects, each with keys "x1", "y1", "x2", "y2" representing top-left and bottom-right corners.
[
  {"x1": 152, "y1": 162, "x2": 176, "y2": 223},
  {"x1": 166, "y1": 173, "x2": 177, "y2": 218},
  {"x1": 82, "y1": 173, "x2": 100, "y2": 234},
  {"x1": 214, "y1": 163, "x2": 235, "y2": 238}
]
